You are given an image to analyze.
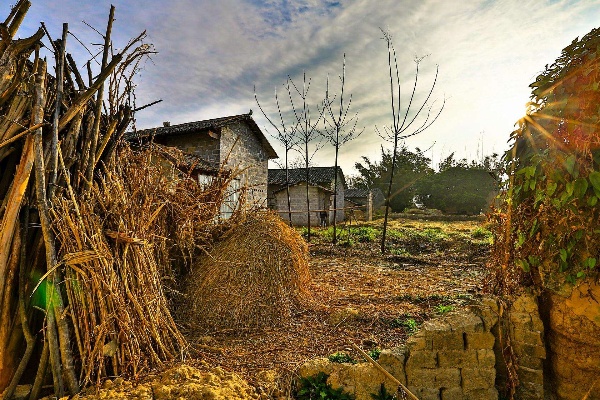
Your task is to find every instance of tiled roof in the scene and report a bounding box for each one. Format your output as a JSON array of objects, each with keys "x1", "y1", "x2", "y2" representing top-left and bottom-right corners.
[
  {"x1": 126, "y1": 113, "x2": 278, "y2": 159},
  {"x1": 268, "y1": 166, "x2": 345, "y2": 188},
  {"x1": 345, "y1": 188, "x2": 370, "y2": 198}
]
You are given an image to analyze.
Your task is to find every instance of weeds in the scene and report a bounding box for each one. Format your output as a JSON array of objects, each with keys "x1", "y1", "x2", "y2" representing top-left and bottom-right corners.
[
  {"x1": 328, "y1": 352, "x2": 356, "y2": 364},
  {"x1": 295, "y1": 372, "x2": 355, "y2": 400},
  {"x1": 390, "y1": 316, "x2": 419, "y2": 333},
  {"x1": 435, "y1": 304, "x2": 454, "y2": 314}
]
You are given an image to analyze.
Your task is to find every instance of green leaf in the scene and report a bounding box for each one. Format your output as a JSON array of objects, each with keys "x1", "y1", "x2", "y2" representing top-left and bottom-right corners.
[
  {"x1": 588, "y1": 195, "x2": 598, "y2": 207},
  {"x1": 577, "y1": 271, "x2": 585, "y2": 278},
  {"x1": 564, "y1": 155, "x2": 577, "y2": 176},
  {"x1": 547, "y1": 181, "x2": 558, "y2": 196},
  {"x1": 574, "y1": 178, "x2": 589, "y2": 198},
  {"x1": 566, "y1": 181, "x2": 575, "y2": 196},
  {"x1": 560, "y1": 248, "x2": 568, "y2": 262},
  {"x1": 589, "y1": 171, "x2": 600, "y2": 191}
]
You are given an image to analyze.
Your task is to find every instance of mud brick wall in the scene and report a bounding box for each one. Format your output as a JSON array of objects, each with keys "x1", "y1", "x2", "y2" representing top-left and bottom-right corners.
[
  {"x1": 299, "y1": 296, "x2": 551, "y2": 400},
  {"x1": 399, "y1": 306, "x2": 499, "y2": 400},
  {"x1": 502, "y1": 293, "x2": 546, "y2": 400},
  {"x1": 299, "y1": 305, "x2": 500, "y2": 400}
]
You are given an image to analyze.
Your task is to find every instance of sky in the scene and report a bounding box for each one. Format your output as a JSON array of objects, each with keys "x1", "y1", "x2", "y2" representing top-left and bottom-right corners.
[{"x1": 3, "y1": 0, "x2": 600, "y2": 176}]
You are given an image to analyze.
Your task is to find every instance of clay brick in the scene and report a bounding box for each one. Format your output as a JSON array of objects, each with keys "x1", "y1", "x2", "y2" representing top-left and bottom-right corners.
[
  {"x1": 516, "y1": 381, "x2": 544, "y2": 400},
  {"x1": 432, "y1": 331, "x2": 465, "y2": 351},
  {"x1": 440, "y1": 387, "x2": 463, "y2": 400},
  {"x1": 423, "y1": 319, "x2": 452, "y2": 332},
  {"x1": 437, "y1": 350, "x2": 478, "y2": 368},
  {"x1": 517, "y1": 354, "x2": 543, "y2": 370},
  {"x1": 517, "y1": 366, "x2": 543, "y2": 385},
  {"x1": 530, "y1": 316, "x2": 544, "y2": 332},
  {"x1": 446, "y1": 312, "x2": 484, "y2": 333},
  {"x1": 407, "y1": 350, "x2": 438, "y2": 369},
  {"x1": 476, "y1": 349, "x2": 496, "y2": 368},
  {"x1": 512, "y1": 342, "x2": 546, "y2": 359},
  {"x1": 463, "y1": 387, "x2": 499, "y2": 400},
  {"x1": 408, "y1": 334, "x2": 433, "y2": 351},
  {"x1": 378, "y1": 349, "x2": 407, "y2": 385},
  {"x1": 407, "y1": 369, "x2": 437, "y2": 388},
  {"x1": 511, "y1": 293, "x2": 538, "y2": 313},
  {"x1": 509, "y1": 312, "x2": 533, "y2": 329},
  {"x1": 511, "y1": 327, "x2": 544, "y2": 346},
  {"x1": 461, "y1": 367, "x2": 496, "y2": 391},
  {"x1": 409, "y1": 387, "x2": 441, "y2": 400},
  {"x1": 434, "y1": 368, "x2": 461, "y2": 387},
  {"x1": 465, "y1": 332, "x2": 495, "y2": 349}
]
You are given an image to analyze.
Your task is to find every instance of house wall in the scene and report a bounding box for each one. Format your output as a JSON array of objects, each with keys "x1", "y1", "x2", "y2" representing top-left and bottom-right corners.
[
  {"x1": 158, "y1": 132, "x2": 221, "y2": 167},
  {"x1": 157, "y1": 122, "x2": 270, "y2": 208},
  {"x1": 220, "y1": 122, "x2": 269, "y2": 208},
  {"x1": 274, "y1": 185, "x2": 326, "y2": 226}
]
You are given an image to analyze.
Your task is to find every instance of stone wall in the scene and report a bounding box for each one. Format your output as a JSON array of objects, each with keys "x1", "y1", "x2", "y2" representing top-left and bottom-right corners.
[
  {"x1": 220, "y1": 122, "x2": 269, "y2": 208},
  {"x1": 274, "y1": 185, "x2": 327, "y2": 226},
  {"x1": 540, "y1": 281, "x2": 600, "y2": 400},
  {"x1": 299, "y1": 305, "x2": 499, "y2": 400},
  {"x1": 298, "y1": 296, "x2": 553, "y2": 400},
  {"x1": 160, "y1": 122, "x2": 270, "y2": 208}
]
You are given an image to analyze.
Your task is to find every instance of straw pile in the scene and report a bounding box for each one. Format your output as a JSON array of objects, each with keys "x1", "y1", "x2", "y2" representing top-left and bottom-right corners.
[
  {"x1": 0, "y1": 3, "x2": 240, "y2": 397},
  {"x1": 184, "y1": 212, "x2": 312, "y2": 330},
  {"x1": 49, "y1": 145, "x2": 236, "y2": 385}
]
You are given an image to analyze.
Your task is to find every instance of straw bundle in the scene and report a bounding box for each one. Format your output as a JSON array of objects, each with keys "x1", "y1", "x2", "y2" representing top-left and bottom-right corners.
[
  {"x1": 50, "y1": 145, "x2": 237, "y2": 385},
  {"x1": 184, "y1": 212, "x2": 312, "y2": 330}
]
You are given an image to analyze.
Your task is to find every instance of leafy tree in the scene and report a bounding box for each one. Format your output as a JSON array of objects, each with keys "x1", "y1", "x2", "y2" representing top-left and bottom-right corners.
[
  {"x1": 415, "y1": 152, "x2": 501, "y2": 215},
  {"x1": 354, "y1": 146, "x2": 432, "y2": 212},
  {"x1": 416, "y1": 166, "x2": 498, "y2": 215}
]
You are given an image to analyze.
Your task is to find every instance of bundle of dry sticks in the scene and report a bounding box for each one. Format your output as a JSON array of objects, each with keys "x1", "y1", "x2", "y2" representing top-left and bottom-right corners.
[{"x1": 0, "y1": 2, "x2": 229, "y2": 398}]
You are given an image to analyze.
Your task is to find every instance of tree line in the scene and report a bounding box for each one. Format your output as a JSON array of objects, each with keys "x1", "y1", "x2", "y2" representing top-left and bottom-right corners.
[{"x1": 351, "y1": 147, "x2": 502, "y2": 215}]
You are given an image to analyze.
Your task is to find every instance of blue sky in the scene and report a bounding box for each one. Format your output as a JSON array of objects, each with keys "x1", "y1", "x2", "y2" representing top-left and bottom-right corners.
[{"x1": 3, "y1": 0, "x2": 600, "y2": 175}]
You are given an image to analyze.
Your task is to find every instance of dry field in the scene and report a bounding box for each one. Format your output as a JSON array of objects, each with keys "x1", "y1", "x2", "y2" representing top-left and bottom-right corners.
[{"x1": 184, "y1": 216, "x2": 492, "y2": 392}]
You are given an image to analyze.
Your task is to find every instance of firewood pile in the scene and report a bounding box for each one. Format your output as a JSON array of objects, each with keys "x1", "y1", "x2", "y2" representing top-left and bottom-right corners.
[{"x1": 0, "y1": 2, "x2": 238, "y2": 398}]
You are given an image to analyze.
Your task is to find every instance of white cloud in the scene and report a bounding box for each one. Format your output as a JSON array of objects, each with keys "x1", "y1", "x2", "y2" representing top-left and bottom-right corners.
[{"x1": 3, "y1": 0, "x2": 600, "y2": 175}]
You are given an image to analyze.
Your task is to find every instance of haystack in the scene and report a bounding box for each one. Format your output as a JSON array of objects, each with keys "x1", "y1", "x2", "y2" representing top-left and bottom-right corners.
[{"x1": 184, "y1": 211, "x2": 311, "y2": 330}]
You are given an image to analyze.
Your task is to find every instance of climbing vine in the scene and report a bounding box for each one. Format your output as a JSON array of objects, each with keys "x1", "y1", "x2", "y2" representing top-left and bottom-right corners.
[{"x1": 490, "y1": 27, "x2": 600, "y2": 293}]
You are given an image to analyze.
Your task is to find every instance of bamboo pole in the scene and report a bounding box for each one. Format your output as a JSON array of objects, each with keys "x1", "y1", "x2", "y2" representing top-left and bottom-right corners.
[
  {"x1": 86, "y1": 5, "x2": 114, "y2": 187},
  {"x1": 352, "y1": 343, "x2": 420, "y2": 400}
]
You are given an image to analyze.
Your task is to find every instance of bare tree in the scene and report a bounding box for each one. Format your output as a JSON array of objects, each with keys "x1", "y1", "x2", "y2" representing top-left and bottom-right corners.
[
  {"x1": 287, "y1": 72, "x2": 324, "y2": 242},
  {"x1": 255, "y1": 83, "x2": 299, "y2": 224},
  {"x1": 321, "y1": 54, "x2": 363, "y2": 244},
  {"x1": 378, "y1": 29, "x2": 445, "y2": 253}
]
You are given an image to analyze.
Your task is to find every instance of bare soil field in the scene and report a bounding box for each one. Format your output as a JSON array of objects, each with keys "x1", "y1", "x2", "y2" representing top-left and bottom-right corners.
[{"x1": 184, "y1": 217, "x2": 491, "y2": 394}]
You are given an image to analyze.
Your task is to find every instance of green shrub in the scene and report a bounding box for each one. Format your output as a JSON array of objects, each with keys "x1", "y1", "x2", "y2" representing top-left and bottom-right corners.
[
  {"x1": 295, "y1": 372, "x2": 355, "y2": 400},
  {"x1": 367, "y1": 348, "x2": 382, "y2": 361},
  {"x1": 328, "y1": 352, "x2": 356, "y2": 364}
]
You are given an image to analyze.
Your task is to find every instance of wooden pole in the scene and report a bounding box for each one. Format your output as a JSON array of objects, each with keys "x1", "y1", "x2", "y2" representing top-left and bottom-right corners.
[{"x1": 352, "y1": 343, "x2": 420, "y2": 400}]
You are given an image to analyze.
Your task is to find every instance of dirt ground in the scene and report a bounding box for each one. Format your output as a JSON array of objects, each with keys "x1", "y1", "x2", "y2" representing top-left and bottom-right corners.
[{"x1": 184, "y1": 216, "x2": 491, "y2": 395}]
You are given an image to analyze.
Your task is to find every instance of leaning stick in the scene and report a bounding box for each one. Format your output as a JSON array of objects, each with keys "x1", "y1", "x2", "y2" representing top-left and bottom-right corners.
[{"x1": 352, "y1": 343, "x2": 419, "y2": 400}]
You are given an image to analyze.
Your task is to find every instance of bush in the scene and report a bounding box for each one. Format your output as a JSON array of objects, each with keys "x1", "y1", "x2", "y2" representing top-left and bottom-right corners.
[{"x1": 490, "y1": 27, "x2": 600, "y2": 291}]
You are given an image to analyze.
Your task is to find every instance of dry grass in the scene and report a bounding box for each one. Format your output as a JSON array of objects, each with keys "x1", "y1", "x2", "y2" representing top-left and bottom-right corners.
[
  {"x1": 50, "y1": 145, "x2": 238, "y2": 385},
  {"x1": 182, "y1": 211, "x2": 313, "y2": 330},
  {"x1": 183, "y1": 218, "x2": 491, "y2": 394}
]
